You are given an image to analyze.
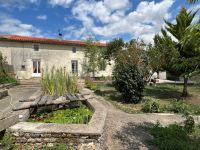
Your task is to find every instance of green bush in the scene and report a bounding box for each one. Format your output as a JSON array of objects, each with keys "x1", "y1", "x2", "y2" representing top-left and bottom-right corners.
[
  {"x1": 0, "y1": 132, "x2": 14, "y2": 150},
  {"x1": 142, "y1": 99, "x2": 161, "y2": 113},
  {"x1": 113, "y1": 64, "x2": 145, "y2": 103},
  {"x1": 85, "y1": 79, "x2": 99, "y2": 91},
  {"x1": 170, "y1": 101, "x2": 189, "y2": 114},
  {"x1": 184, "y1": 116, "x2": 195, "y2": 133},
  {"x1": 41, "y1": 67, "x2": 78, "y2": 96},
  {"x1": 0, "y1": 74, "x2": 18, "y2": 84}
]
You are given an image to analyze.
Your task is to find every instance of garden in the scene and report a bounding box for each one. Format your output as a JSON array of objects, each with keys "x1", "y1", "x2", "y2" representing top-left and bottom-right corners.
[{"x1": 0, "y1": 52, "x2": 18, "y2": 85}]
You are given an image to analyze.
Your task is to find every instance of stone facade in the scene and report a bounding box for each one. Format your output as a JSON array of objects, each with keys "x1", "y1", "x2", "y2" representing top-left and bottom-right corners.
[{"x1": 0, "y1": 40, "x2": 113, "y2": 79}]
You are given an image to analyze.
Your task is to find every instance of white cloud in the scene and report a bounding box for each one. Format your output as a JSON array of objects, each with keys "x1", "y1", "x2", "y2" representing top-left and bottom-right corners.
[
  {"x1": 69, "y1": 0, "x2": 174, "y2": 43},
  {"x1": 0, "y1": 0, "x2": 40, "y2": 9},
  {"x1": 104, "y1": 0, "x2": 130, "y2": 11},
  {"x1": 0, "y1": 13, "x2": 41, "y2": 36},
  {"x1": 48, "y1": 0, "x2": 74, "y2": 7},
  {"x1": 36, "y1": 15, "x2": 47, "y2": 20}
]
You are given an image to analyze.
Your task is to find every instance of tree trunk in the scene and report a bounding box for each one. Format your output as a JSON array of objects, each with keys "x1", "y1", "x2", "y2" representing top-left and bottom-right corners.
[
  {"x1": 92, "y1": 71, "x2": 95, "y2": 78},
  {"x1": 182, "y1": 77, "x2": 188, "y2": 97}
]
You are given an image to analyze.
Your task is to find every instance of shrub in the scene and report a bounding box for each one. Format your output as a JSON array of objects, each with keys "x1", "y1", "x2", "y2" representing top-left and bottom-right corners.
[
  {"x1": 150, "y1": 123, "x2": 200, "y2": 150},
  {"x1": 0, "y1": 74, "x2": 18, "y2": 84},
  {"x1": 85, "y1": 79, "x2": 99, "y2": 91},
  {"x1": 184, "y1": 116, "x2": 195, "y2": 133},
  {"x1": 113, "y1": 63, "x2": 145, "y2": 103},
  {"x1": 41, "y1": 67, "x2": 78, "y2": 96},
  {"x1": 0, "y1": 132, "x2": 14, "y2": 150},
  {"x1": 142, "y1": 99, "x2": 161, "y2": 113},
  {"x1": 170, "y1": 101, "x2": 190, "y2": 114}
]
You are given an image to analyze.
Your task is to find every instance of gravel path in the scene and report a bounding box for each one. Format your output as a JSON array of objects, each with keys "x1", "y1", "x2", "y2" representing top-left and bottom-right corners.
[{"x1": 94, "y1": 95, "x2": 187, "y2": 150}]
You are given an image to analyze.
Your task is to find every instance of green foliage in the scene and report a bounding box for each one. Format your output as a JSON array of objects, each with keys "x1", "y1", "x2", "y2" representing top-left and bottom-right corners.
[
  {"x1": 85, "y1": 79, "x2": 99, "y2": 91},
  {"x1": 151, "y1": 7, "x2": 200, "y2": 96},
  {"x1": 84, "y1": 38, "x2": 106, "y2": 77},
  {"x1": 113, "y1": 63, "x2": 145, "y2": 103},
  {"x1": 41, "y1": 67, "x2": 78, "y2": 96},
  {"x1": 170, "y1": 101, "x2": 189, "y2": 114},
  {"x1": 184, "y1": 116, "x2": 195, "y2": 133},
  {"x1": 104, "y1": 38, "x2": 124, "y2": 61},
  {"x1": 34, "y1": 144, "x2": 72, "y2": 150},
  {"x1": 28, "y1": 104, "x2": 93, "y2": 124},
  {"x1": 150, "y1": 123, "x2": 200, "y2": 150},
  {"x1": 0, "y1": 132, "x2": 14, "y2": 150},
  {"x1": 142, "y1": 99, "x2": 161, "y2": 113},
  {"x1": 0, "y1": 52, "x2": 17, "y2": 84}
]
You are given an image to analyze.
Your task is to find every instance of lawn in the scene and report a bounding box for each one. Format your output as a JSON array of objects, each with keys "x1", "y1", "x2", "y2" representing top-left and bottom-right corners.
[
  {"x1": 95, "y1": 82, "x2": 200, "y2": 114},
  {"x1": 148, "y1": 121, "x2": 200, "y2": 150}
]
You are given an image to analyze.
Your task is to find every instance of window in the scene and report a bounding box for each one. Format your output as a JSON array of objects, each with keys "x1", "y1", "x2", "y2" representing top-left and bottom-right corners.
[
  {"x1": 72, "y1": 47, "x2": 76, "y2": 53},
  {"x1": 33, "y1": 44, "x2": 39, "y2": 51},
  {"x1": 71, "y1": 60, "x2": 78, "y2": 74},
  {"x1": 21, "y1": 65, "x2": 26, "y2": 71}
]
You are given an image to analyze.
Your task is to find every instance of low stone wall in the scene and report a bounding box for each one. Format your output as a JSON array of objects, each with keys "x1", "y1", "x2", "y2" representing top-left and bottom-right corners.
[
  {"x1": 8, "y1": 88, "x2": 107, "y2": 149},
  {"x1": 0, "y1": 89, "x2": 8, "y2": 99}
]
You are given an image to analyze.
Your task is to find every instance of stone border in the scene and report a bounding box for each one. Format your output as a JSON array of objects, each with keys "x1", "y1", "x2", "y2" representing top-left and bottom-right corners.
[
  {"x1": 8, "y1": 88, "x2": 107, "y2": 148},
  {"x1": 0, "y1": 89, "x2": 8, "y2": 99}
]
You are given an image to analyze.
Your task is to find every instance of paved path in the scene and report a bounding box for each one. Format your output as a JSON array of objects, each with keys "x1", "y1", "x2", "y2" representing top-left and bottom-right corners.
[
  {"x1": 0, "y1": 79, "x2": 41, "y2": 116},
  {"x1": 95, "y1": 94, "x2": 191, "y2": 150}
]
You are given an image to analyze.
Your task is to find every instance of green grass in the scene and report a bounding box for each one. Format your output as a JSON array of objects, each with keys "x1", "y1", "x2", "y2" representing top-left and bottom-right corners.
[
  {"x1": 28, "y1": 104, "x2": 93, "y2": 124},
  {"x1": 95, "y1": 83, "x2": 200, "y2": 114},
  {"x1": 34, "y1": 144, "x2": 74, "y2": 150},
  {"x1": 149, "y1": 123, "x2": 200, "y2": 150}
]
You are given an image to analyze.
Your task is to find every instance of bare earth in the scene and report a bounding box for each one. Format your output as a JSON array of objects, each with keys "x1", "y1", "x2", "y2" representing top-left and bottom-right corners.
[{"x1": 96, "y1": 95, "x2": 189, "y2": 150}]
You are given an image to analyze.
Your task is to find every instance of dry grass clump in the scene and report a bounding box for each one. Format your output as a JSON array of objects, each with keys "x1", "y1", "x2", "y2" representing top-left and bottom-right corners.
[{"x1": 41, "y1": 67, "x2": 78, "y2": 96}]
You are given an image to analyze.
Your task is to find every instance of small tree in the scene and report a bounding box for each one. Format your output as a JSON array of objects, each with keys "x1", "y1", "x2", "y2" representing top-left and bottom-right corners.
[
  {"x1": 113, "y1": 63, "x2": 145, "y2": 103},
  {"x1": 84, "y1": 38, "x2": 106, "y2": 77},
  {"x1": 112, "y1": 40, "x2": 146, "y2": 103},
  {"x1": 151, "y1": 8, "x2": 200, "y2": 97}
]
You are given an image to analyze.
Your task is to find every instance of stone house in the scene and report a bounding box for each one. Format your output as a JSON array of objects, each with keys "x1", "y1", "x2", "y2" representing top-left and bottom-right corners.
[{"x1": 0, "y1": 35, "x2": 113, "y2": 79}]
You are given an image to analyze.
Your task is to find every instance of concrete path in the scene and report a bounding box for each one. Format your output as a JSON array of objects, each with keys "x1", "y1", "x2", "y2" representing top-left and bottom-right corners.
[
  {"x1": 95, "y1": 94, "x2": 196, "y2": 150},
  {"x1": 0, "y1": 80, "x2": 41, "y2": 131}
]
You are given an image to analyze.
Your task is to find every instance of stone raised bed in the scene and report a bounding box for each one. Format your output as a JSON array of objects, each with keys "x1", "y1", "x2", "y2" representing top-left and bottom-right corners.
[
  {"x1": 0, "y1": 83, "x2": 15, "y2": 89},
  {"x1": 8, "y1": 88, "x2": 107, "y2": 149},
  {"x1": 0, "y1": 89, "x2": 8, "y2": 99}
]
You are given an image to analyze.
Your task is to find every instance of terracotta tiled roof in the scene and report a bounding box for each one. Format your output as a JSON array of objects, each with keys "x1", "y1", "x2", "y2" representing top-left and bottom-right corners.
[{"x1": 0, "y1": 35, "x2": 107, "y2": 47}]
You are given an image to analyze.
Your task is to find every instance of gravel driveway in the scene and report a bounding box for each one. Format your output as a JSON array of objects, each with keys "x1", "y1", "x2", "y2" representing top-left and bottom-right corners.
[{"x1": 95, "y1": 95, "x2": 187, "y2": 150}]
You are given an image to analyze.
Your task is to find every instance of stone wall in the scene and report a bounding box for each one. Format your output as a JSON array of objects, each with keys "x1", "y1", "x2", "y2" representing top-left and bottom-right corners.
[
  {"x1": 0, "y1": 40, "x2": 114, "y2": 79},
  {"x1": 10, "y1": 131, "x2": 100, "y2": 149},
  {"x1": 8, "y1": 88, "x2": 106, "y2": 149}
]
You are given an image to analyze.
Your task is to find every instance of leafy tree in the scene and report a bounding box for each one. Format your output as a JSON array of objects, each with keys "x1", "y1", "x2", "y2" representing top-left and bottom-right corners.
[
  {"x1": 104, "y1": 38, "x2": 124, "y2": 61},
  {"x1": 84, "y1": 38, "x2": 106, "y2": 77},
  {"x1": 152, "y1": 8, "x2": 200, "y2": 97}
]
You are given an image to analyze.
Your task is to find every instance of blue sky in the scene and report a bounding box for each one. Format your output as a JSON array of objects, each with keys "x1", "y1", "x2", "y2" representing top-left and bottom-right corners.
[{"x1": 0, "y1": 0, "x2": 199, "y2": 43}]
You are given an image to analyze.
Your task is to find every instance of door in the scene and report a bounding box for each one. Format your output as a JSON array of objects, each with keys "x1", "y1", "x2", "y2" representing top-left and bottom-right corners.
[
  {"x1": 71, "y1": 60, "x2": 78, "y2": 74},
  {"x1": 32, "y1": 60, "x2": 41, "y2": 77}
]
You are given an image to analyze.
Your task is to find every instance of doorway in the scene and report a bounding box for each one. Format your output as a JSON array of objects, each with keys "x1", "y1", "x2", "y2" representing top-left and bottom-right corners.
[{"x1": 32, "y1": 59, "x2": 41, "y2": 77}]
